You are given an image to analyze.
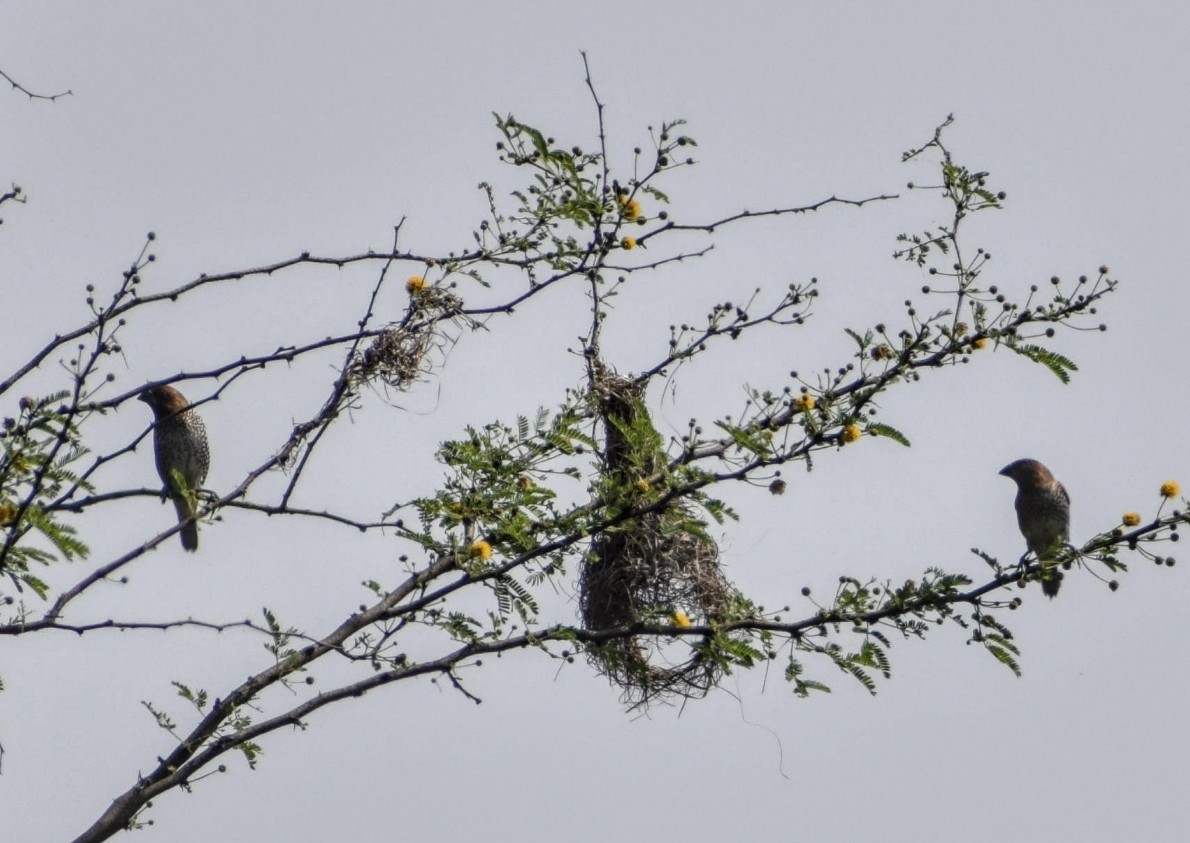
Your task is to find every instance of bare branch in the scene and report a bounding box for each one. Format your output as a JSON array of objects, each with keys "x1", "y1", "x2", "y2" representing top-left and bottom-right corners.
[{"x1": 0, "y1": 66, "x2": 72, "y2": 102}]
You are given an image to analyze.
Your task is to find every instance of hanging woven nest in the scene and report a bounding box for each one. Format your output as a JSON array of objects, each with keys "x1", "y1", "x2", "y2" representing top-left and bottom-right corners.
[{"x1": 579, "y1": 367, "x2": 733, "y2": 707}]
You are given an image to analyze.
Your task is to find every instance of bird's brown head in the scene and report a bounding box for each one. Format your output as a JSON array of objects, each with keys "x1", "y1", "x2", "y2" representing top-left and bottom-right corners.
[
  {"x1": 137, "y1": 385, "x2": 190, "y2": 419},
  {"x1": 998, "y1": 458, "x2": 1054, "y2": 486}
]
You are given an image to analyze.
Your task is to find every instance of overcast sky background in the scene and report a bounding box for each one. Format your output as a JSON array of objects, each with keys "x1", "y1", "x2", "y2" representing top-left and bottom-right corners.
[{"x1": 3, "y1": 3, "x2": 1189, "y2": 841}]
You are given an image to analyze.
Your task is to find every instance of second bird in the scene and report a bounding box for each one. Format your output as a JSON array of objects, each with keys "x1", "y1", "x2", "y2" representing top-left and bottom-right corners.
[
  {"x1": 139, "y1": 385, "x2": 210, "y2": 552},
  {"x1": 999, "y1": 458, "x2": 1070, "y2": 598}
]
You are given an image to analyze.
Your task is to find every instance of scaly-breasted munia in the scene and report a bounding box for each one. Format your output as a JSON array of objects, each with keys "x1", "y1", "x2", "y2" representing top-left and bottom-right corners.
[
  {"x1": 138, "y1": 385, "x2": 209, "y2": 551},
  {"x1": 999, "y1": 458, "x2": 1070, "y2": 598}
]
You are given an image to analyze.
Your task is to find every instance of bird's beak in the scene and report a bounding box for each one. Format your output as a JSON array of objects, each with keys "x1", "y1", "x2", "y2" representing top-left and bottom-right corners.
[
  {"x1": 137, "y1": 392, "x2": 149, "y2": 404},
  {"x1": 997, "y1": 465, "x2": 1010, "y2": 477}
]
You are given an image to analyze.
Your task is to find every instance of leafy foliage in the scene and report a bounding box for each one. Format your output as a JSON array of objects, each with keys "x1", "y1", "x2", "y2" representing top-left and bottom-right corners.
[{"x1": 0, "y1": 391, "x2": 92, "y2": 597}]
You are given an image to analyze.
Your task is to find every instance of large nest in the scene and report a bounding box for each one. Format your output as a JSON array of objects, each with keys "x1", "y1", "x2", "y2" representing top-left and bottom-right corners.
[{"x1": 579, "y1": 369, "x2": 734, "y2": 707}]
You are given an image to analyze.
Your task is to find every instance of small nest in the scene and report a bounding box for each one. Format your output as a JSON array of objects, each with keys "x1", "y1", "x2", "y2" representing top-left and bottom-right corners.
[
  {"x1": 579, "y1": 369, "x2": 733, "y2": 707},
  {"x1": 352, "y1": 322, "x2": 437, "y2": 391},
  {"x1": 351, "y1": 288, "x2": 470, "y2": 392}
]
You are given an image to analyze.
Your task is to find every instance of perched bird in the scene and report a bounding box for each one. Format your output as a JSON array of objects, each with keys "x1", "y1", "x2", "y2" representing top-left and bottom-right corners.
[
  {"x1": 138, "y1": 385, "x2": 210, "y2": 551},
  {"x1": 999, "y1": 458, "x2": 1071, "y2": 597}
]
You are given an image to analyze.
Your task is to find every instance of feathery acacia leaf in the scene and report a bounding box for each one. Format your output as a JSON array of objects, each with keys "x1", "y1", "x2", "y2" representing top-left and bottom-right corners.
[
  {"x1": 1006, "y1": 342, "x2": 1079, "y2": 383},
  {"x1": 866, "y1": 423, "x2": 911, "y2": 447}
]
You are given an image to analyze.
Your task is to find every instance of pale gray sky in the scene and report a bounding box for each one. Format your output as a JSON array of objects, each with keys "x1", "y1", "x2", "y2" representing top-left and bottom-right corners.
[{"x1": 3, "y1": 2, "x2": 1189, "y2": 841}]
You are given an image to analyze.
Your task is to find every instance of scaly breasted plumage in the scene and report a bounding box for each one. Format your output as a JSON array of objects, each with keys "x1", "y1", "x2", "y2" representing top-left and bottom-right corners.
[
  {"x1": 138, "y1": 385, "x2": 209, "y2": 551},
  {"x1": 999, "y1": 458, "x2": 1070, "y2": 598}
]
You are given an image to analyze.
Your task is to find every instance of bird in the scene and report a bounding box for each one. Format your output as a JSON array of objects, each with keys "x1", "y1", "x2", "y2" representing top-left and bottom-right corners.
[
  {"x1": 998, "y1": 458, "x2": 1071, "y2": 598},
  {"x1": 138, "y1": 385, "x2": 210, "y2": 551}
]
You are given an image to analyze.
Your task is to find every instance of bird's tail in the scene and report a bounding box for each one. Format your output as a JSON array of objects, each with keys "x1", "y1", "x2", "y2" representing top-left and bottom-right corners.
[
  {"x1": 172, "y1": 496, "x2": 199, "y2": 552},
  {"x1": 1039, "y1": 562, "x2": 1063, "y2": 598}
]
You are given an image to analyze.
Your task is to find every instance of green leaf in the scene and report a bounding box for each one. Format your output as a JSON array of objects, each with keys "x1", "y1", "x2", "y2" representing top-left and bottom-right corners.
[
  {"x1": 794, "y1": 679, "x2": 832, "y2": 697},
  {"x1": 237, "y1": 740, "x2": 263, "y2": 770},
  {"x1": 866, "y1": 423, "x2": 911, "y2": 447},
  {"x1": 714, "y1": 421, "x2": 768, "y2": 456},
  {"x1": 843, "y1": 661, "x2": 877, "y2": 694},
  {"x1": 985, "y1": 642, "x2": 1022, "y2": 677},
  {"x1": 844, "y1": 327, "x2": 868, "y2": 349},
  {"x1": 1006, "y1": 342, "x2": 1078, "y2": 384},
  {"x1": 17, "y1": 572, "x2": 49, "y2": 599}
]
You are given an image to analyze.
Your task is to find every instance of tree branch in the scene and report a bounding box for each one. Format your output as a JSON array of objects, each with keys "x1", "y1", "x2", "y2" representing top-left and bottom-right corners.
[{"x1": 0, "y1": 66, "x2": 72, "y2": 101}]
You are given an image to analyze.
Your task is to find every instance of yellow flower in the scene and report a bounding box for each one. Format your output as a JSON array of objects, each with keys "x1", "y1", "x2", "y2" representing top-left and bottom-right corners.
[
  {"x1": 1122, "y1": 512, "x2": 1141, "y2": 527},
  {"x1": 469, "y1": 539, "x2": 492, "y2": 561},
  {"x1": 516, "y1": 475, "x2": 534, "y2": 491},
  {"x1": 619, "y1": 196, "x2": 641, "y2": 221},
  {"x1": 635, "y1": 478, "x2": 651, "y2": 493},
  {"x1": 671, "y1": 610, "x2": 692, "y2": 628},
  {"x1": 793, "y1": 394, "x2": 815, "y2": 412},
  {"x1": 1160, "y1": 481, "x2": 1180, "y2": 498},
  {"x1": 0, "y1": 502, "x2": 17, "y2": 526},
  {"x1": 971, "y1": 337, "x2": 987, "y2": 350},
  {"x1": 841, "y1": 424, "x2": 862, "y2": 444},
  {"x1": 621, "y1": 236, "x2": 637, "y2": 250},
  {"x1": 406, "y1": 275, "x2": 426, "y2": 293}
]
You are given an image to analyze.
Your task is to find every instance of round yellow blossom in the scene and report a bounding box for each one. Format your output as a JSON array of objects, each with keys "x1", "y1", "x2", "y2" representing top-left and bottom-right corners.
[
  {"x1": 406, "y1": 275, "x2": 426, "y2": 293},
  {"x1": 971, "y1": 337, "x2": 987, "y2": 350},
  {"x1": 841, "y1": 424, "x2": 862, "y2": 444},
  {"x1": 619, "y1": 195, "x2": 641, "y2": 221},
  {"x1": 793, "y1": 394, "x2": 816, "y2": 412},
  {"x1": 469, "y1": 539, "x2": 492, "y2": 561},
  {"x1": 635, "y1": 478, "x2": 651, "y2": 493},
  {"x1": 1122, "y1": 512, "x2": 1141, "y2": 527},
  {"x1": 1160, "y1": 480, "x2": 1181, "y2": 498},
  {"x1": 621, "y1": 236, "x2": 637, "y2": 250},
  {"x1": 671, "y1": 610, "x2": 692, "y2": 628},
  {"x1": 0, "y1": 502, "x2": 17, "y2": 526},
  {"x1": 516, "y1": 475, "x2": 534, "y2": 491}
]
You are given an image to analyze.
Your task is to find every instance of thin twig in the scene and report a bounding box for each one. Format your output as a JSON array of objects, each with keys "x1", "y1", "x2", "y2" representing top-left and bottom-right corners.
[{"x1": 0, "y1": 67, "x2": 72, "y2": 102}]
